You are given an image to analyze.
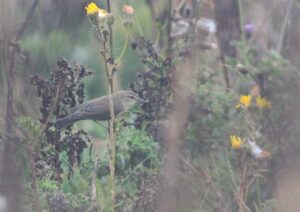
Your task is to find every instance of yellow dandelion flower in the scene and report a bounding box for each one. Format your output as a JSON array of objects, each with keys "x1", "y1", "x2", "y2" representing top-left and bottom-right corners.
[
  {"x1": 256, "y1": 96, "x2": 272, "y2": 109},
  {"x1": 230, "y1": 135, "x2": 243, "y2": 149},
  {"x1": 236, "y1": 95, "x2": 252, "y2": 108},
  {"x1": 85, "y1": 2, "x2": 100, "y2": 15}
]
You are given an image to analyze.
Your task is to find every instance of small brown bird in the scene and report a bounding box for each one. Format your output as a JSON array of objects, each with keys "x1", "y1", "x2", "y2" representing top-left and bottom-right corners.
[{"x1": 56, "y1": 90, "x2": 140, "y2": 129}]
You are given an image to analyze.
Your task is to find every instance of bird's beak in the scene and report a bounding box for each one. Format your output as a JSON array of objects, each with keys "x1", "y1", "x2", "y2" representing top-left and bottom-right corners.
[
  {"x1": 137, "y1": 97, "x2": 147, "y2": 103},
  {"x1": 130, "y1": 93, "x2": 147, "y2": 103}
]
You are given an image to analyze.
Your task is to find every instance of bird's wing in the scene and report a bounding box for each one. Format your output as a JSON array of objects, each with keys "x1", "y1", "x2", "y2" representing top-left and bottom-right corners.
[
  {"x1": 56, "y1": 92, "x2": 131, "y2": 129},
  {"x1": 75, "y1": 95, "x2": 124, "y2": 120},
  {"x1": 70, "y1": 95, "x2": 107, "y2": 113},
  {"x1": 67, "y1": 92, "x2": 126, "y2": 121}
]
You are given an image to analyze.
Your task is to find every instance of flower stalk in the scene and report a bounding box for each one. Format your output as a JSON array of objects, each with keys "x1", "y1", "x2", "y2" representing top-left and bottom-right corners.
[
  {"x1": 86, "y1": 2, "x2": 116, "y2": 209},
  {"x1": 229, "y1": 91, "x2": 272, "y2": 211}
]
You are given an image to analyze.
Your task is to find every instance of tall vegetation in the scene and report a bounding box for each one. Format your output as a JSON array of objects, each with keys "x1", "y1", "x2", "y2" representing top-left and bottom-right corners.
[{"x1": 0, "y1": 0, "x2": 300, "y2": 211}]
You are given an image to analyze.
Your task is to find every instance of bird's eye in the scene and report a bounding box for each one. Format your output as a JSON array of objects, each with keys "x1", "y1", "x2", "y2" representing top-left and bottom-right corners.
[{"x1": 128, "y1": 94, "x2": 137, "y2": 99}]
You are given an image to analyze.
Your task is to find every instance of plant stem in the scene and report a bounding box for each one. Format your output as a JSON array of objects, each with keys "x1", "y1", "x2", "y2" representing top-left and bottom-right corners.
[
  {"x1": 276, "y1": 0, "x2": 294, "y2": 54},
  {"x1": 27, "y1": 142, "x2": 42, "y2": 212},
  {"x1": 256, "y1": 178, "x2": 262, "y2": 209},
  {"x1": 237, "y1": 0, "x2": 250, "y2": 67},
  {"x1": 106, "y1": 0, "x2": 113, "y2": 57},
  {"x1": 89, "y1": 154, "x2": 100, "y2": 211},
  {"x1": 97, "y1": 1, "x2": 116, "y2": 207},
  {"x1": 128, "y1": 0, "x2": 144, "y2": 36},
  {"x1": 237, "y1": 0, "x2": 245, "y2": 46},
  {"x1": 102, "y1": 39, "x2": 116, "y2": 211},
  {"x1": 115, "y1": 31, "x2": 129, "y2": 65},
  {"x1": 220, "y1": 55, "x2": 231, "y2": 90}
]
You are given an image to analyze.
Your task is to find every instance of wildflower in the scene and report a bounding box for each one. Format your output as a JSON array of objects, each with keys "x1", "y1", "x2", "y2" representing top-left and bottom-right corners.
[
  {"x1": 85, "y1": 2, "x2": 100, "y2": 15},
  {"x1": 85, "y1": 2, "x2": 108, "y2": 18},
  {"x1": 123, "y1": 5, "x2": 134, "y2": 15},
  {"x1": 244, "y1": 24, "x2": 254, "y2": 34},
  {"x1": 247, "y1": 139, "x2": 271, "y2": 159},
  {"x1": 230, "y1": 135, "x2": 243, "y2": 149},
  {"x1": 122, "y1": 5, "x2": 134, "y2": 30},
  {"x1": 256, "y1": 96, "x2": 272, "y2": 109},
  {"x1": 236, "y1": 95, "x2": 252, "y2": 108},
  {"x1": 244, "y1": 23, "x2": 254, "y2": 38}
]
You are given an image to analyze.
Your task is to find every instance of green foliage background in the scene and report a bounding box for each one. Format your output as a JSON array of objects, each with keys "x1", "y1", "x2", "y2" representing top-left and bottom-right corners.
[{"x1": 1, "y1": 0, "x2": 300, "y2": 211}]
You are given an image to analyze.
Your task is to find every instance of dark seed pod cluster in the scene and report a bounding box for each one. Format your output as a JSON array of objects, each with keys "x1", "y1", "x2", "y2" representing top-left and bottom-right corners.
[
  {"x1": 130, "y1": 37, "x2": 173, "y2": 141},
  {"x1": 48, "y1": 190, "x2": 70, "y2": 212},
  {"x1": 31, "y1": 58, "x2": 93, "y2": 180}
]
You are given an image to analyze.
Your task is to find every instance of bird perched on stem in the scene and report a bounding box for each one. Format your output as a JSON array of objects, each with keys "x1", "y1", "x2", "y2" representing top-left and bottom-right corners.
[{"x1": 56, "y1": 90, "x2": 140, "y2": 129}]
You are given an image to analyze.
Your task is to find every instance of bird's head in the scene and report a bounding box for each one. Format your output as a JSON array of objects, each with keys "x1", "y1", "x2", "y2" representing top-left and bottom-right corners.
[{"x1": 119, "y1": 90, "x2": 144, "y2": 109}]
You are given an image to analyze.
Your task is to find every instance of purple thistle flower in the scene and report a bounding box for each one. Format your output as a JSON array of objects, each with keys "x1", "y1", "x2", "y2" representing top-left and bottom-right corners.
[{"x1": 244, "y1": 23, "x2": 254, "y2": 38}]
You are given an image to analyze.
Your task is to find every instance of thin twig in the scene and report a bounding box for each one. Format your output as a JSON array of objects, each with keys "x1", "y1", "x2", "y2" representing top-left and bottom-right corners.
[
  {"x1": 276, "y1": 0, "x2": 294, "y2": 54},
  {"x1": 89, "y1": 154, "x2": 100, "y2": 211},
  {"x1": 106, "y1": 0, "x2": 113, "y2": 57},
  {"x1": 181, "y1": 154, "x2": 230, "y2": 210},
  {"x1": 118, "y1": 155, "x2": 151, "y2": 187},
  {"x1": 13, "y1": 0, "x2": 40, "y2": 41},
  {"x1": 220, "y1": 55, "x2": 231, "y2": 90},
  {"x1": 27, "y1": 141, "x2": 42, "y2": 212},
  {"x1": 115, "y1": 31, "x2": 129, "y2": 65}
]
